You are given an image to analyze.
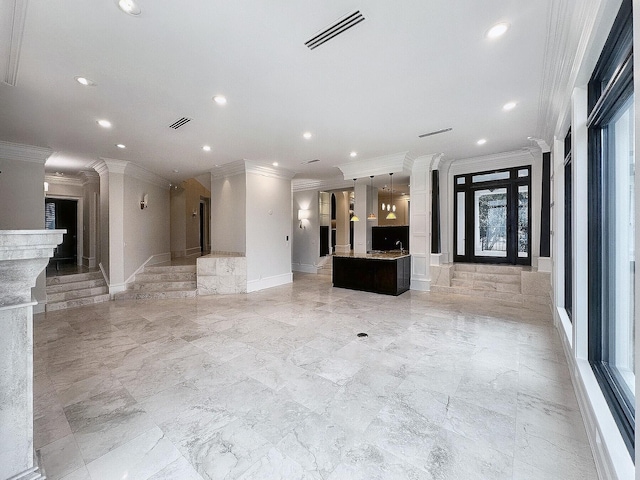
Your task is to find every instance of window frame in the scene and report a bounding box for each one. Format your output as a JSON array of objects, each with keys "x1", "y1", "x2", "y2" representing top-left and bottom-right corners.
[{"x1": 586, "y1": 0, "x2": 635, "y2": 457}]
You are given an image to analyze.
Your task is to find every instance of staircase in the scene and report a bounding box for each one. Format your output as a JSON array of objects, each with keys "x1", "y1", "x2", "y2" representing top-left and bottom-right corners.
[
  {"x1": 46, "y1": 271, "x2": 110, "y2": 311},
  {"x1": 114, "y1": 265, "x2": 197, "y2": 300},
  {"x1": 317, "y1": 256, "x2": 333, "y2": 276},
  {"x1": 431, "y1": 263, "x2": 550, "y2": 312}
]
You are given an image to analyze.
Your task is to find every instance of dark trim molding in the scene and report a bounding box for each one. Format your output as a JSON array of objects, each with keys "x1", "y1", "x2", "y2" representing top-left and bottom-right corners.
[{"x1": 539, "y1": 152, "x2": 551, "y2": 257}]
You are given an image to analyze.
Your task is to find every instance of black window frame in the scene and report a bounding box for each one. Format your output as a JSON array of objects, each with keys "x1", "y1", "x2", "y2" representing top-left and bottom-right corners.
[
  {"x1": 587, "y1": 0, "x2": 634, "y2": 458},
  {"x1": 564, "y1": 128, "x2": 573, "y2": 321}
]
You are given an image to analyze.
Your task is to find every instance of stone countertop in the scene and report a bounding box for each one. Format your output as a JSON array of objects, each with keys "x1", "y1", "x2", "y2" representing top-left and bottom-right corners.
[{"x1": 333, "y1": 250, "x2": 410, "y2": 260}]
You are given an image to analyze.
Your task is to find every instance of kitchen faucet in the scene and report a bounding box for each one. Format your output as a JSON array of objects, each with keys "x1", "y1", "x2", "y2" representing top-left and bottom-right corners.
[{"x1": 395, "y1": 240, "x2": 404, "y2": 254}]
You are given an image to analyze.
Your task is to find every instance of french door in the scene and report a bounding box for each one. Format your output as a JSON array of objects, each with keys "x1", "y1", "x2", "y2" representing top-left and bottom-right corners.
[{"x1": 454, "y1": 166, "x2": 531, "y2": 265}]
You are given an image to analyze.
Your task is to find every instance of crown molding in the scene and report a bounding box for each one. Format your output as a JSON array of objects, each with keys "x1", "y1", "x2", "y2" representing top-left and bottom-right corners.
[
  {"x1": 337, "y1": 151, "x2": 414, "y2": 179},
  {"x1": 292, "y1": 177, "x2": 353, "y2": 192},
  {"x1": 211, "y1": 160, "x2": 245, "y2": 179},
  {"x1": 44, "y1": 174, "x2": 83, "y2": 187},
  {"x1": 1, "y1": 0, "x2": 28, "y2": 86},
  {"x1": 449, "y1": 148, "x2": 540, "y2": 175},
  {"x1": 245, "y1": 161, "x2": 295, "y2": 180},
  {"x1": 124, "y1": 162, "x2": 171, "y2": 190},
  {"x1": 79, "y1": 170, "x2": 100, "y2": 185},
  {"x1": 0, "y1": 140, "x2": 52, "y2": 164},
  {"x1": 90, "y1": 160, "x2": 109, "y2": 177}
]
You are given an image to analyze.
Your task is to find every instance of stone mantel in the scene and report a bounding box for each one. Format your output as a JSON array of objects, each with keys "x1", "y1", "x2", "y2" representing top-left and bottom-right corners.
[{"x1": 0, "y1": 230, "x2": 65, "y2": 307}]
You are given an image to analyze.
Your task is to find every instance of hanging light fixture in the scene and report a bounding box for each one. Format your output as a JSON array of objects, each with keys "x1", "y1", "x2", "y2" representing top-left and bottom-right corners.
[
  {"x1": 386, "y1": 173, "x2": 397, "y2": 220},
  {"x1": 367, "y1": 175, "x2": 377, "y2": 220},
  {"x1": 351, "y1": 178, "x2": 360, "y2": 222}
]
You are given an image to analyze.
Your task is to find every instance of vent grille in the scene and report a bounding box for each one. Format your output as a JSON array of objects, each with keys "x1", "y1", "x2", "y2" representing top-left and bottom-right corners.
[
  {"x1": 418, "y1": 127, "x2": 453, "y2": 138},
  {"x1": 301, "y1": 159, "x2": 320, "y2": 164},
  {"x1": 169, "y1": 117, "x2": 192, "y2": 129},
  {"x1": 305, "y1": 11, "x2": 365, "y2": 50}
]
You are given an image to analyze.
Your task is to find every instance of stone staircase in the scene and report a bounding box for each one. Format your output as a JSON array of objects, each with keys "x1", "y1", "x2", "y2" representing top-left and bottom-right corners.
[
  {"x1": 46, "y1": 271, "x2": 110, "y2": 311},
  {"x1": 431, "y1": 263, "x2": 551, "y2": 310},
  {"x1": 317, "y1": 256, "x2": 333, "y2": 276},
  {"x1": 115, "y1": 265, "x2": 197, "y2": 300}
]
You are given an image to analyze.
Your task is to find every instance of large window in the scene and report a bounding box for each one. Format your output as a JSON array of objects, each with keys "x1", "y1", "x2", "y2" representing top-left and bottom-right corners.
[{"x1": 587, "y1": 0, "x2": 635, "y2": 457}]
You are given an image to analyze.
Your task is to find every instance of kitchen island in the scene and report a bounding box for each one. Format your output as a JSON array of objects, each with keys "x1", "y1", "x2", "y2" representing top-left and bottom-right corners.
[{"x1": 332, "y1": 251, "x2": 411, "y2": 296}]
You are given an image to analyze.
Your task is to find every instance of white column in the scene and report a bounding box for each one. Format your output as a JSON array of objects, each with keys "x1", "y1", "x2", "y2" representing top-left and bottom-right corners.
[
  {"x1": 334, "y1": 191, "x2": 351, "y2": 254},
  {"x1": 0, "y1": 230, "x2": 64, "y2": 480},
  {"x1": 410, "y1": 155, "x2": 434, "y2": 291}
]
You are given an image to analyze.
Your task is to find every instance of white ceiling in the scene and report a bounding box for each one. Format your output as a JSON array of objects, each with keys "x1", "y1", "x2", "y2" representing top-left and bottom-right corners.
[{"x1": 0, "y1": 0, "x2": 553, "y2": 185}]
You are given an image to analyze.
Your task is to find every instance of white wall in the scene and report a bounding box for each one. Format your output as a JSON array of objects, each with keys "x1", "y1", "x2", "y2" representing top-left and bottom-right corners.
[
  {"x1": 123, "y1": 174, "x2": 170, "y2": 280},
  {"x1": 245, "y1": 169, "x2": 292, "y2": 291},
  {"x1": 98, "y1": 170, "x2": 110, "y2": 280},
  {"x1": 292, "y1": 189, "x2": 319, "y2": 273},
  {"x1": 170, "y1": 186, "x2": 186, "y2": 257},
  {"x1": 211, "y1": 172, "x2": 246, "y2": 253}
]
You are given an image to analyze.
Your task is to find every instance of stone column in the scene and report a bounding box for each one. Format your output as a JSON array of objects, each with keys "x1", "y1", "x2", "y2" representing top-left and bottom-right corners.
[
  {"x1": 0, "y1": 230, "x2": 64, "y2": 480},
  {"x1": 410, "y1": 155, "x2": 435, "y2": 291}
]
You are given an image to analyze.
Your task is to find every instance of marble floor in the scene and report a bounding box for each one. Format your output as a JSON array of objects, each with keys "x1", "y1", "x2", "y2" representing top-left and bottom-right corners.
[{"x1": 33, "y1": 273, "x2": 598, "y2": 480}]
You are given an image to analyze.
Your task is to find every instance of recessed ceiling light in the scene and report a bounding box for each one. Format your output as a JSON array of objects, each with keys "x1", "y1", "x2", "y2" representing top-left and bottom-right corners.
[
  {"x1": 503, "y1": 101, "x2": 517, "y2": 111},
  {"x1": 272, "y1": 162, "x2": 279, "y2": 166},
  {"x1": 117, "y1": 0, "x2": 141, "y2": 15},
  {"x1": 350, "y1": 151, "x2": 357, "y2": 158},
  {"x1": 75, "y1": 76, "x2": 95, "y2": 86},
  {"x1": 213, "y1": 95, "x2": 227, "y2": 105},
  {"x1": 486, "y1": 22, "x2": 509, "y2": 39},
  {"x1": 97, "y1": 119, "x2": 112, "y2": 128},
  {"x1": 202, "y1": 145, "x2": 211, "y2": 152},
  {"x1": 173, "y1": 169, "x2": 179, "y2": 173},
  {"x1": 477, "y1": 138, "x2": 487, "y2": 145},
  {"x1": 116, "y1": 144, "x2": 126, "y2": 149},
  {"x1": 303, "y1": 132, "x2": 312, "y2": 140}
]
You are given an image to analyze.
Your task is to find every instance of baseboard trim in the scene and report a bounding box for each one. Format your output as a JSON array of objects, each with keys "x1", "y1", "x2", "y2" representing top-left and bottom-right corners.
[
  {"x1": 247, "y1": 272, "x2": 293, "y2": 292},
  {"x1": 186, "y1": 247, "x2": 202, "y2": 257},
  {"x1": 82, "y1": 256, "x2": 97, "y2": 268},
  {"x1": 410, "y1": 277, "x2": 431, "y2": 292},
  {"x1": 124, "y1": 252, "x2": 171, "y2": 284},
  {"x1": 292, "y1": 263, "x2": 318, "y2": 274}
]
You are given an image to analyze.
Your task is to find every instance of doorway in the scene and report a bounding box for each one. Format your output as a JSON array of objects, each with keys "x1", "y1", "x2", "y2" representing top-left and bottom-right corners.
[
  {"x1": 45, "y1": 198, "x2": 78, "y2": 266},
  {"x1": 454, "y1": 166, "x2": 531, "y2": 265}
]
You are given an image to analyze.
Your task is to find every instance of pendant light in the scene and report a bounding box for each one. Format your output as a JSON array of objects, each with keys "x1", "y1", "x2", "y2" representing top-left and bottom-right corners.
[
  {"x1": 351, "y1": 178, "x2": 360, "y2": 222},
  {"x1": 386, "y1": 173, "x2": 397, "y2": 220},
  {"x1": 367, "y1": 176, "x2": 377, "y2": 220}
]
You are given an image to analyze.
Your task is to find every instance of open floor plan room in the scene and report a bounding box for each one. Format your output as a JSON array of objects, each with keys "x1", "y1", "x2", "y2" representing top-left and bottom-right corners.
[{"x1": 33, "y1": 274, "x2": 596, "y2": 480}]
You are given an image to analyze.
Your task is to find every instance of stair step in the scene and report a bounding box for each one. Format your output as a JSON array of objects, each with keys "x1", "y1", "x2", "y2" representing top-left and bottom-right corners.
[
  {"x1": 114, "y1": 289, "x2": 197, "y2": 300},
  {"x1": 47, "y1": 286, "x2": 109, "y2": 302},
  {"x1": 450, "y1": 278, "x2": 520, "y2": 293},
  {"x1": 46, "y1": 271, "x2": 103, "y2": 286},
  {"x1": 453, "y1": 263, "x2": 524, "y2": 274},
  {"x1": 135, "y1": 272, "x2": 196, "y2": 282},
  {"x1": 129, "y1": 281, "x2": 197, "y2": 291},
  {"x1": 143, "y1": 265, "x2": 196, "y2": 273},
  {"x1": 452, "y1": 271, "x2": 521, "y2": 284},
  {"x1": 45, "y1": 294, "x2": 111, "y2": 312},
  {"x1": 431, "y1": 285, "x2": 523, "y2": 303},
  {"x1": 46, "y1": 278, "x2": 107, "y2": 293}
]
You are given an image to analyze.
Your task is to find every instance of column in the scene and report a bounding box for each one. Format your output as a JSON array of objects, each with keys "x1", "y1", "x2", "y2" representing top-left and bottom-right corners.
[
  {"x1": 0, "y1": 230, "x2": 64, "y2": 480},
  {"x1": 410, "y1": 155, "x2": 434, "y2": 291}
]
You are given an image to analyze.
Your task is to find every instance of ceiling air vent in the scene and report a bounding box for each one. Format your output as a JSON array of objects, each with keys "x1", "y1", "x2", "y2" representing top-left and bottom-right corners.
[
  {"x1": 305, "y1": 10, "x2": 365, "y2": 50},
  {"x1": 301, "y1": 159, "x2": 320, "y2": 164},
  {"x1": 418, "y1": 127, "x2": 453, "y2": 138},
  {"x1": 169, "y1": 117, "x2": 192, "y2": 129}
]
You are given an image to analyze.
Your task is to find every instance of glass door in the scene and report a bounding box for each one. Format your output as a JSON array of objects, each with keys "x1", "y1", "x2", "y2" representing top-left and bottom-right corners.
[{"x1": 454, "y1": 166, "x2": 531, "y2": 265}]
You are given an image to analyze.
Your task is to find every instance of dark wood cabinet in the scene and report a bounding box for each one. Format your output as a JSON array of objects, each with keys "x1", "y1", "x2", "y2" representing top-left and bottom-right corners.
[{"x1": 332, "y1": 255, "x2": 410, "y2": 296}]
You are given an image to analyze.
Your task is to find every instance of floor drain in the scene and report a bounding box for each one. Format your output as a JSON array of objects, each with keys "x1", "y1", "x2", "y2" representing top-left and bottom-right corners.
[{"x1": 357, "y1": 332, "x2": 368, "y2": 338}]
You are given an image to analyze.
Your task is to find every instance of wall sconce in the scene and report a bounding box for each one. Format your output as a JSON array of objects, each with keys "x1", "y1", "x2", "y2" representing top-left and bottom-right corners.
[
  {"x1": 192, "y1": 210, "x2": 198, "y2": 217},
  {"x1": 298, "y1": 209, "x2": 310, "y2": 228},
  {"x1": 140, "y1": 193, "x2": 148, "y2": 210}
]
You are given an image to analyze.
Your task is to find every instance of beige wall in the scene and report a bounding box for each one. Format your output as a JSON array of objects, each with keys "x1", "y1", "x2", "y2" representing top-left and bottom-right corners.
[
  {"x1": 211, "y1": 172, "x2": 246, "y2": 253},
  {"x1": 378, "y1": 192, "x2": 410, "y2": 226},
  {"x1": 123, "y1": 174, "x2": 170, "y2": 280},
  {"x1": 170, "y1": 186, "x2": 186, "y2": 257}
]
